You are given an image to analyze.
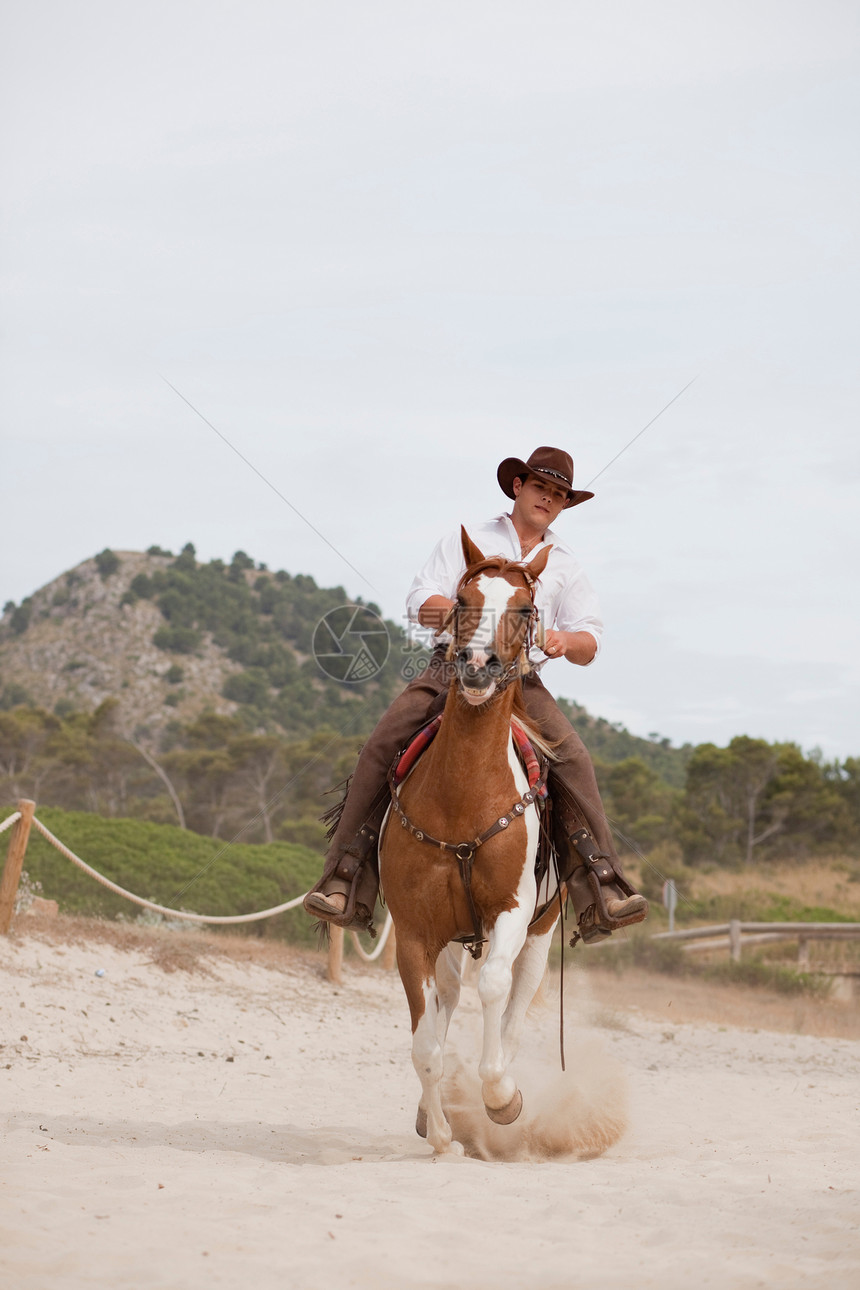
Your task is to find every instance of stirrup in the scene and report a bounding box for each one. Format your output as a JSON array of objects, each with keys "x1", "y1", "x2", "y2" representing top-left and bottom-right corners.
[{"x1": 302, "y1": 891, "x2": 376, "y2": 934}]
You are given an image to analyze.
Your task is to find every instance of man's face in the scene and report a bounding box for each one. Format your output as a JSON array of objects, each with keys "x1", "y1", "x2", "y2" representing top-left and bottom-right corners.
[{"x1": 511, "y1": 473, "x2": 568, "y2": 529}]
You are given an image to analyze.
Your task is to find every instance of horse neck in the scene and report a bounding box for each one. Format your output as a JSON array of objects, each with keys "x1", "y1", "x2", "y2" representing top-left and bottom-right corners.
[{"x1": 425, "y1": 681, "x2": 516, "y2": 793}]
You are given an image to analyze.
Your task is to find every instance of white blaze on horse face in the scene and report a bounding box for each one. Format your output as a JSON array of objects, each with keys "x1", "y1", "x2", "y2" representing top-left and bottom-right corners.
[
  {"x1": 458, "y1": 574, "x2": 520, "y2": 705},
  {"x1": 467, "y1": 574, "x2": 517, "y2": 664}
]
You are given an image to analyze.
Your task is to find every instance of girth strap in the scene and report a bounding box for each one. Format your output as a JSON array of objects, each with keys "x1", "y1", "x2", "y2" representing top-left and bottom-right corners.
[{"x1": 387, "y1": 755, "x2": 549, "y2": 960}]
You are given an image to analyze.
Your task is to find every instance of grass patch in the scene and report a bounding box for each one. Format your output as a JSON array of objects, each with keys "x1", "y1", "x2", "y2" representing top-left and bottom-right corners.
[
  {"x1": 701, "y1": 959, "x2": 832, "y2": 997},
  {"x1": 682, "y1": 892, "x2": 851, "y2": 924},
  {"x1": 586, "y1": 930, "x2": 833, "y2": 998},
  {"x1": 10, "y1": 805, "x2": 324, "y2": 947}
]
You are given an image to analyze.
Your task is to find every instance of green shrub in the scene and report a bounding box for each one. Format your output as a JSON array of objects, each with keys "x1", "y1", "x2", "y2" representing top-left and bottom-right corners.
[
  {"x1": 153, "y1": 625, "x2": 202, "y2": 654},
  {"x1": 12, "y1": 806, "x2": 324, "y2": 947},
  {"x1": 95, "y1": 549, "x2": 120, "y2": 579}
]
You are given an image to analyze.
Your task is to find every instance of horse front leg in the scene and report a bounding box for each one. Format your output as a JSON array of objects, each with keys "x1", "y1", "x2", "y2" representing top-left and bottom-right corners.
[
  {"x1": 477, "y1": 905, "x2": 531, "y2": 1123},
  {"x1": 415, "y1": 945, "x2": 462, "y2": 1142},
  {"x1": 434, "y1": 943, "x2": 462, "y2": 1045},
  {"x1": 397, "y1": 938, "x2": 462, "y2": 1155}
]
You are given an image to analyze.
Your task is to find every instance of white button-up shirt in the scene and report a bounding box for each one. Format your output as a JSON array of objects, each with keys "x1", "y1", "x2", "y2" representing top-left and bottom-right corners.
[{"x1": 405, "y1": 513, "x2": 603, "y2": 664}]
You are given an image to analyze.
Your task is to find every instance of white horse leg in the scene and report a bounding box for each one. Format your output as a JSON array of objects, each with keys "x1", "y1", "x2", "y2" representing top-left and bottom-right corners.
[
  {"x1": 477, "y1": 904, "x2": 532, "y2": 1120},
  {"x1": 501, "y1": 919, "x2": 558, "y2": 1066},
  {"x1": 411, "y1": 979, "x2": 462, "y2": 1155},
  {"x1": 477, "y1": 743, "x2": 540, "y2": 1121},
  {"x1": 415, "y1": 946, "x2": 462, "y2": 1141}
]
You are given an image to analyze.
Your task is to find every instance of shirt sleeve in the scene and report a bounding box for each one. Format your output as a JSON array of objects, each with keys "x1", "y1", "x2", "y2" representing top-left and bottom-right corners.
[
  {"x1": 404, "y1": 528, "x2": 466, "y2": 624},
  {"x1": 552, "y1": 564, "x2": 603, "y2": 664}
]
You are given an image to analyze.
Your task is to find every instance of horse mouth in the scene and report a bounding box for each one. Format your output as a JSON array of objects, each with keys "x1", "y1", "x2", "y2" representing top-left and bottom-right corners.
[{"x1": 460, "y1": 679, "x2": 497, "y2": 705}]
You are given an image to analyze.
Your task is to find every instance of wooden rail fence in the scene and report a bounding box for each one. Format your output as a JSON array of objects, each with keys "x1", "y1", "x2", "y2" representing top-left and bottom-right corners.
[{"x1": 652, "y1": 920, "x2": 860, "y2": 966}]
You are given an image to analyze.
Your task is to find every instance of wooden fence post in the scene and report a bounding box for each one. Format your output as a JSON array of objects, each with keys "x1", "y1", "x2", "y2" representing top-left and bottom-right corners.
[
  {"x1": 729, "y1": 918, "x2": 741, "y2": 963},
  {"x1": 0, "y1": 799, "x2": 36, "y2": 934},
  {"x1": 327, "y1": 926, "x2": 344, "y2": 984}
]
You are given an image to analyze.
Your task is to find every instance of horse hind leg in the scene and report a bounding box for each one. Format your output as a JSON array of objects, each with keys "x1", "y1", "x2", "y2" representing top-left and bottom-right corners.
[
  {"x1": 398, "y1": 940, "x2": 462, "y2": 1156},
  {"x1": 501, "y1": 919, "x2": 558, "y2": 1067}
]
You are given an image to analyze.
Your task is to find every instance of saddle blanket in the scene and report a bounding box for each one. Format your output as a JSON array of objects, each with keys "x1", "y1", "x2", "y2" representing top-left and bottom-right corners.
[{"x1": 394, "y1": 713, "x2": 548, "y2": 799}]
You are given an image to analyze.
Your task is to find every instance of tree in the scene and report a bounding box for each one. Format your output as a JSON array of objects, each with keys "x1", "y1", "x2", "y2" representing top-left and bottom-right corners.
[
  {"x1": 678, "y1": 738, "x2": 783, "y2": 864},
  {"x1": 227, "y1": 735, "x2": 287, "y2": 843},
  {"x1": 599, "y1": 756, "x2": 677, "y2": 852},
  {"x1": 0, "y1": 708, "x2": 60, "y2": 800},
  {"x1": 94, "y1": 549, "x2": 120, "y2": 579},
  {"x1": 677, "y1": 736, "x2": 844, "y2": 865}
]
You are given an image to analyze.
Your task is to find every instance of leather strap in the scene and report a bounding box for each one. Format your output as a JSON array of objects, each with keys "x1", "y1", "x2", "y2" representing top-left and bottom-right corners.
[{"x1": 387, "y1": 756, "x2": 549, "y2": 959}]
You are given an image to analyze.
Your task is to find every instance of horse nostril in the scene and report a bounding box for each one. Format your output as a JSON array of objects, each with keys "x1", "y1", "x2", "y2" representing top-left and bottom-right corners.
[
  {"x1": 456, "y1": 649, "x2": 470, "y2": 667},
  {"x1": 485, "y1": 653, "x2": 502, "y2": 677}
]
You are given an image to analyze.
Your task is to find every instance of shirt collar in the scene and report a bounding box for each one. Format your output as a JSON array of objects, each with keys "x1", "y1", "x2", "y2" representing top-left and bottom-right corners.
[{"x1": 498, "y1": 512, "x2": 563, "y2": 556}]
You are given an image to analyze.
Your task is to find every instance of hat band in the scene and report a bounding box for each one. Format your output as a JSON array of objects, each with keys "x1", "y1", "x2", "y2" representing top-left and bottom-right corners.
[{"x1": 531, "y1": 465, "x2": 572, "y2": 487}]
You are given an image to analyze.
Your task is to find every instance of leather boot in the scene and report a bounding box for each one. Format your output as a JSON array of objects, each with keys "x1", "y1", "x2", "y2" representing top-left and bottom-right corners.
[
  {"x1": 303, "y1": 822, "x2": 381, "y2": 933},
  {"x1": 563, "y1": 828, "x2": 648, "y2": 946}
]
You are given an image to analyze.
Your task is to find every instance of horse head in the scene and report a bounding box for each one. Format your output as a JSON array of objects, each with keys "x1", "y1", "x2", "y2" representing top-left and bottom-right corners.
[{"x1": 449, "y1": 526, "x2": 551, "y2": 706}]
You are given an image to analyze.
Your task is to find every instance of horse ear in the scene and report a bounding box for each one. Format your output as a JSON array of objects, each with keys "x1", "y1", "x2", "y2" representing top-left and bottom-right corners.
[
  {"x1": 526, "y1": 544, "x2": 552, "y2": 580},
  {"x1": 460, "y1": 526, "x2": 486, "y2": 569}
]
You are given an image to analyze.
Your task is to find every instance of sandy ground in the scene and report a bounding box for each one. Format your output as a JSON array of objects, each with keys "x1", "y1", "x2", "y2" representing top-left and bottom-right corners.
[{"x1": 2, "y1": 920, "x2": 859, "y2": 1290}]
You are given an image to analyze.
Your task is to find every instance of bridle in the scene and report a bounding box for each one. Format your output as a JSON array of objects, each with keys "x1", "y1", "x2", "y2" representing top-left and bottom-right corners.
[{"x1": 442, "y1": 558, "x2": 542, "y2": 698}]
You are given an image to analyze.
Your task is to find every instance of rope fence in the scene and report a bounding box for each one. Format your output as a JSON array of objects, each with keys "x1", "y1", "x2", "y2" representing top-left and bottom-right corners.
[
  {"x1": 30, "y1": 815, "x2": 308, "y2": 924},
  {"x1": 3, "y1": 802, "x2": 858, "y2": 991},
  {"x1": 0, "y1": 801, "x2": 394, "y2": 981},
  {"x1": 349, "y1": 916, "x2": 393, "y2": 963}
]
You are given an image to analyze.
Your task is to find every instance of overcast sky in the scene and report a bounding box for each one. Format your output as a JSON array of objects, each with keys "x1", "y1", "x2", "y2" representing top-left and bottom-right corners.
[{"x1": 2, "y1": 1, "x2": 859, "y2": 758}]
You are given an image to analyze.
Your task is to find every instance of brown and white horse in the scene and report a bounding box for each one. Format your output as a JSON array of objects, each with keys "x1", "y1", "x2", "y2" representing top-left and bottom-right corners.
[{"x1": 379, "y1": 528, "x2": 561, "y2": 1155}]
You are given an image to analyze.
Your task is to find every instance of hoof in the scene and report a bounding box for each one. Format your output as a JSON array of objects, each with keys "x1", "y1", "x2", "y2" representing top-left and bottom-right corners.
[
  {"x1": 485, "y1": 1088, "x2": 523, "y2": 1125},
  {"x1": 415, "y1": 1106, "x2": 427, "y2": 1139}
]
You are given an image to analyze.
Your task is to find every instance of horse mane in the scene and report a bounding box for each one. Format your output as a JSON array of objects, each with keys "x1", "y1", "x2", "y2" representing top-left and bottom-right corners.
[{"x1": 511, "y1": 690, "x2": 559, "y2": 761}]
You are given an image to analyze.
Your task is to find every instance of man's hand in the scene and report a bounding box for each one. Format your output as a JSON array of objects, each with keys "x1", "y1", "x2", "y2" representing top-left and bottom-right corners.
[
  {"x1": 543, "y1": 629, "x2": 597, "y2": 666},
  {"x1": 418, "y1": 595, "x2": 455, "y2": 634}
]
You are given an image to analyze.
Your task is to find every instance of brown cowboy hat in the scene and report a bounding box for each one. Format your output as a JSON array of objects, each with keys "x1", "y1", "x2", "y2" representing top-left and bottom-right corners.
[{"x1": 497, "y1": 446, "x2": 594, "y2": 509}]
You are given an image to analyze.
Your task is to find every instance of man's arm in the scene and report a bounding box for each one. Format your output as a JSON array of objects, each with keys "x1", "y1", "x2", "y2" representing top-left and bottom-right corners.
[
  {"x1": 417, "y1": 595, "x2": 455, "y2": 634},
  {"x1": 542, "y1": 628, "x2": 598, "y2": 666}
]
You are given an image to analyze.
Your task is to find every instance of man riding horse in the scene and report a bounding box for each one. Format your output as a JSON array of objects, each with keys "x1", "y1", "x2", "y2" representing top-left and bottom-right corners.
[{"x1": 303, "y1": 446, "x2": 648, "y2": 945}]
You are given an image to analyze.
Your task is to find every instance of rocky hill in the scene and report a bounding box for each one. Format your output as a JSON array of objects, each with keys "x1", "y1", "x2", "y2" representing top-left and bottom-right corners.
[
  {"x1": 1, "y1": 550, "x2": 230, "y2": 737},
  {"x1": 7, "y1": 546, "x2": 850, "y2": 867},
  {"x1": 0, "y1": 542, "x2": 692, "y2": 786},
  {"x1": 0, "y1": 545, "x2": 409, "y2": 746}
]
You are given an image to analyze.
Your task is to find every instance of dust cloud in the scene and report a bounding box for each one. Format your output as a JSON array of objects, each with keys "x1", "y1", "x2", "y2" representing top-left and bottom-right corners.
[{"x1": 441, "y1": 1027, "x2": 629, "y2": 1162}]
